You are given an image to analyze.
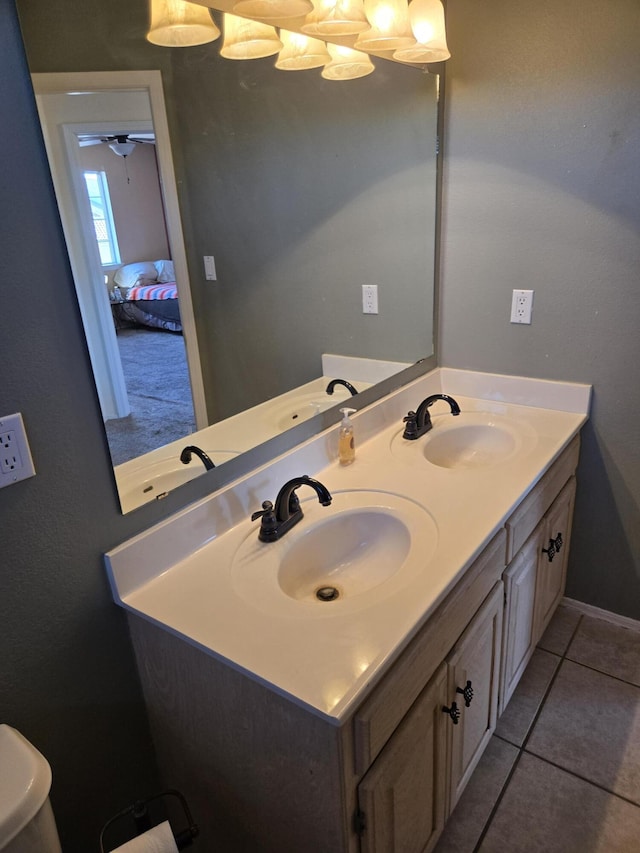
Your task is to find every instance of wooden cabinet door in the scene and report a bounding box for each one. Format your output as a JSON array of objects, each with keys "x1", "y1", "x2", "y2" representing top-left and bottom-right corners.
[
  {"x1": 534, "y1": 476, "x2": 576, "y2": 638},
  {"x1": 446, "y1": 582, "x2": 503, "y2": 811},
  {"x1": 357, "y1": 664, "x2": 448, "y2": 853},
  {"x1": 500, "y1": 531, "x2": 541, "y2": 713}
]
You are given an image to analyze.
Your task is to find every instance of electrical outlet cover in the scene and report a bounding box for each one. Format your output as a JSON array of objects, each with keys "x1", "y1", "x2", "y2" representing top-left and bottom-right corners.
[
  {"x1": 0, "y1": 413, "x2": 36, "y2": 488},
  {"x1": 510, "y1": 289, "x2": 534, "y2": 324}
]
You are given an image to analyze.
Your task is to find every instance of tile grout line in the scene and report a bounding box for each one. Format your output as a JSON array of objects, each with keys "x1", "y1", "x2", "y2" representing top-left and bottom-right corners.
[
  {"x1": 471, "y1": 613, "x2": 584, "y2": 852},
  {"x1": 563, "y1": 654, "x2": 640, "y2": 691},
  {"x1": 520, "y1": 748, "x2": 640, "y2": 810}
]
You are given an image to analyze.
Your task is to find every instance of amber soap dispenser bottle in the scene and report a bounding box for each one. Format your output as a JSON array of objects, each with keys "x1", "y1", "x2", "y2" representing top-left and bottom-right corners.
[{"x1": 338, "y1": 407, "x2": 357, "y2": 466}]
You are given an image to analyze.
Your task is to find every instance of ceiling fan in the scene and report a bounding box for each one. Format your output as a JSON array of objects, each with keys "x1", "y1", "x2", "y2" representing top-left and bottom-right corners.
[{"x1": 77, "y1": 133, "x2": 156, "y2": 157}]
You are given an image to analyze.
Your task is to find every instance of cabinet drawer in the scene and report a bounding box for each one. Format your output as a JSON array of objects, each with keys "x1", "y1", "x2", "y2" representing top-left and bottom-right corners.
[
  {"x1": 353, "y1": 529, "x2": 506, "y2": 775},
  {"x1": 505, "y1": 435, "x2": 580, "y2": 563}
]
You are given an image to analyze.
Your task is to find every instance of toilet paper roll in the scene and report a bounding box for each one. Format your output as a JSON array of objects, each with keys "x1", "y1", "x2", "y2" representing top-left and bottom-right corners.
[{"x1": 111, "y1": 820, "x2": 179, "y2": 853}]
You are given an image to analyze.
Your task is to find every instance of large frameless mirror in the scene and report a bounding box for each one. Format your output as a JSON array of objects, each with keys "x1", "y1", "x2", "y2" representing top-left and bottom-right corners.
[{"x1": 18, "y1": 0, "x2": 440, "y2": 513}]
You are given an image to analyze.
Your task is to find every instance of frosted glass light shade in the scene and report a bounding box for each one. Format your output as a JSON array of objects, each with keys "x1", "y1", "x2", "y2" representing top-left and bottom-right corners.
[
  {"x1": 147, "y1": 0, "x2": 221, "y2": 46},
  {"x1": 393, "y1": 0, "x2": 450, "y2": 62},
  {"x1": 220, "y1": 14, "x2": 282, "y2": 58},
  {"x1": 275, "y1": 30, "x2": 331, "y2": 69},
  {"x1": 321, "y1": 43, "x2": 375, "y2": 79},
  {"x1": 109, "y1": 141, "x2": 136, "y2": 157},
  {"x1": 233, "y1": 0, "x2": 313, "y2": 21},
  {"x1": 355, "y1": 0, "x2": 414, "y2": 51},
  {"x1": 301, "y1": 0, "x2": 369, "y2": 36}
]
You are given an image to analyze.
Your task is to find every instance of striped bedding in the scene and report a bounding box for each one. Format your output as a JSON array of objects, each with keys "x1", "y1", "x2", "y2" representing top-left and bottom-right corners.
[{"x1": 126, "y1": 282, "x2": 178, "y2": 301}]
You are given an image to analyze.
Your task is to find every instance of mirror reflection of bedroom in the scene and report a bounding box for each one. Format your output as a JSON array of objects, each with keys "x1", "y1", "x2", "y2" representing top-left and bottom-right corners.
[
  {"x1": 35, "y1": 88, "x2": 196, "y2": 466},
  {"x1": 90, "y1": 140, "x2": 196, "y2": 465}
]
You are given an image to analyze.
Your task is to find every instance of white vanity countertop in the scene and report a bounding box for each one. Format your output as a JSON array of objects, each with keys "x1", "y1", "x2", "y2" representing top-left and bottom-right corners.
[{"x1": 105, "y1": 368, "x2": 590, "y2": 724}]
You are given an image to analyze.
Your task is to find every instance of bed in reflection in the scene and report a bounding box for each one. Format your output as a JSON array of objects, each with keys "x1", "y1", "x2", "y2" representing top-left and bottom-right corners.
[{"x1": 110, "y1": 259, "x2": 182, "y2": 333}]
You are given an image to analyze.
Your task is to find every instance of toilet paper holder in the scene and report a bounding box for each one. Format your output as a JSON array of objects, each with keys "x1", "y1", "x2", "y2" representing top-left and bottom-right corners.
[{"x1": 99, "y1": 789, "x2": 199, "y2": 852}]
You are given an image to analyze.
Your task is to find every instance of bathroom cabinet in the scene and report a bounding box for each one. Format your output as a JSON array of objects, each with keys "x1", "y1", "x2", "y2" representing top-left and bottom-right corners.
[
  {"x1": 500, "y1": 438, "x2": 578, "y2": 712},
  {"x1": 127, "y1": 436, "x2": 579, "y2": 853},
  {"x1": 356, "y1": 582, "x2": 503, "y2": 853}
]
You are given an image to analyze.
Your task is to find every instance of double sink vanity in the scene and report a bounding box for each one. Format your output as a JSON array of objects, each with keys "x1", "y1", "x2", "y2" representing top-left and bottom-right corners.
[{"x1": 105, "y1": 366, "x2": 590, "y2": 852}]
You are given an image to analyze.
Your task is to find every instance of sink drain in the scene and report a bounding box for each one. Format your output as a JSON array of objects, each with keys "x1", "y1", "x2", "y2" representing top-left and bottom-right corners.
[{"x1": 315, "y1": 586, "x2": 340, "y2": 602}]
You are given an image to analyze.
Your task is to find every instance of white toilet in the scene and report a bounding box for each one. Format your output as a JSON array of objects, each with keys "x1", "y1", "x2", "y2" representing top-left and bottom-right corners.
[{"x1": 0, "y1": 724, "x2": 62, "y2": 852}]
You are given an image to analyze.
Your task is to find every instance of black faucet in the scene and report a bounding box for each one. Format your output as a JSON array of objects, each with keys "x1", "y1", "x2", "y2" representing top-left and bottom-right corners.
[
  {"x1": 180, "y1": 445, "x2": 215, "y2": 471},
  {"x1": 251, "y1": 475, "x2": 332, "y2": 542},
  {"x1": 402, "y1": 394, "x2": 461, "y2": 440},
  {"x1": 326, "y1": 378, "x2": 358, "y2": 396}
]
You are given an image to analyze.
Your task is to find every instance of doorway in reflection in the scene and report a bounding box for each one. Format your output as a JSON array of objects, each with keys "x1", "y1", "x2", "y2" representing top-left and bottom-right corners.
[{"x1": 106, "y1": 327, "x2": 195, "y2": 464}]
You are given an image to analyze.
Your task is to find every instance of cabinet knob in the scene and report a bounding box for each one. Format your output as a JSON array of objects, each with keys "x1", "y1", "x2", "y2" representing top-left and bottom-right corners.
[
  {"x1": 456, "y1": 680, "x2": 474, "y2": 707},
  {"x1": 542, "y1": 531, "x2": 563, "y2": 563},
  {"x1": 442, "y1": 702, "x2": 461, "y2": 725}
]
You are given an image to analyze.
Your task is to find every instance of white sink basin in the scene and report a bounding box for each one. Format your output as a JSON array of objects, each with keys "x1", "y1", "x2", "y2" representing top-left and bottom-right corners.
[
  {"x1": 391, "y1": 411, "x2": 537, "y2": 470},
  {"x1": 423, "y1": 423, "x2": 517, "y2": 469},
  {"x1": 232, "y1": 490, "x2": 438, "y2": 611},
  {"x1": 278, "y1": 509, "x2": 410, "y2": 601}
]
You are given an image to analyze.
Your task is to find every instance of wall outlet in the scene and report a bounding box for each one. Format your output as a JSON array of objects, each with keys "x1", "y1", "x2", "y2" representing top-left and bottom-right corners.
[
  {"x1": 510, "y1": 289, "x2": 534, "y2": 324},
  {"x1": 362, "y1": 284, "x2": 379, "y2": 314},
  {"x1": 0, "y1": 413, "x2": 36, "y2": 489}
]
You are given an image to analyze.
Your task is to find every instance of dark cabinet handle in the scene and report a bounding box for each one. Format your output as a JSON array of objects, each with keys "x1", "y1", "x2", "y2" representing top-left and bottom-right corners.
[
  {"x1": 542, "y1": 531, "x2": 563, "y2": 563},
  {"x1": 456, "y1": 680, "x2": 474, "y2": 707},
  {"x1": 442, "y1": 702, "x2": 461, "y2": 724}
]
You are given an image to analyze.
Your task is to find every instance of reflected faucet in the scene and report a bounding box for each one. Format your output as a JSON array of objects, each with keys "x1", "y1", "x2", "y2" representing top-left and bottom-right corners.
[
  {"x1": 251, "y1": 474, "x2": 332, "y2": 542},
  {"x1": 326, "y1": 378, "x2": 358, "y2": 396},
  {"x1": 180, "y1": 445, "x2": 215, "y2": 471},
  {"x1": 402, "y1": 394, "x2": 461, "y2": 440}
]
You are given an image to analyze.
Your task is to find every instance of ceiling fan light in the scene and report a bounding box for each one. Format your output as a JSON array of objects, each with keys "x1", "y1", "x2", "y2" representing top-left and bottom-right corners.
[
  {"x1": 232, "y1": 0, "x2": 313, "y2": 22},
  {"x1": 354, "y1": 0, "x2": 414, "y2": 51},
  {"x1": 393, "y1": 0, "x2": 450, "y2": 61},
  {"x1": 109, "y1": 141, "x2": 137, "y2": 158},
  {"x1": 301, "y1": 0, "x2": 369, "y2": 36},
  {"x1": 147, "y1": 0, "x2": 221, "y2": 46},
  {"x1": 220, "y1": 14, "x2": 283, "y2": 58},
  {"x1": 321, "y1": 43, "x2": 375, "y2": 79},
  {"x1": 275, "y1": 30, "x2": 331, "y2": 70}
]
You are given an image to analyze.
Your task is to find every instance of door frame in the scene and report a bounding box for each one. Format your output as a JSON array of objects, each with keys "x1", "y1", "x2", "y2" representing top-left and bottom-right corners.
[{"x1": 32, "y1": 70, "x2": 207, "y2": 429}]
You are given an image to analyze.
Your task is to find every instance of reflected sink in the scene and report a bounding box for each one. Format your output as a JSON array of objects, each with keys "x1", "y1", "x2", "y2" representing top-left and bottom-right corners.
[
  {"x1": 390, "y1": 411, "x2": 537, "y2": 470},
  {"x1": 117, "y1": 450, "x2": 240, "y2": 511},
  {"x1": 423, "y1": 423, "x2": 517, "y2": 469},
  {"x1": 262, "y1": 391, "x2": 354, "y2": 432},
  {"x1": 232, "y1": 490, "x2": 438, "y2": 610}
]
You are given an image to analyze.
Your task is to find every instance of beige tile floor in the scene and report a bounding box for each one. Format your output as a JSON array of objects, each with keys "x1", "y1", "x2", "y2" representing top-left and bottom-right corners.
[{"x1": 435, "y1": 604, "x2": 640, "y2": 853}]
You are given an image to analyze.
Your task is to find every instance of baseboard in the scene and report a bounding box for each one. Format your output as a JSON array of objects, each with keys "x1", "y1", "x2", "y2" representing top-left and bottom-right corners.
[{"x1": 562, "y1": 597, "x2": 640, "y2": 633}]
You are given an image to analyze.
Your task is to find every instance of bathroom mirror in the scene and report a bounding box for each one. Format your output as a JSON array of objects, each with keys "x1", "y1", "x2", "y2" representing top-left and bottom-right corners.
[{"x1": 17, "y1": 0, "x2": 440, "y2": 513}]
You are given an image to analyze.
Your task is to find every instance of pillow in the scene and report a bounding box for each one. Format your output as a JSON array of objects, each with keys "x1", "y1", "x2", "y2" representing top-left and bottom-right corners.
[
  {"x1": 113, "y1": 261, "x2": 158, "y2": 289},
  {"x1": 154, "y1": 259, "x2": 175, "y2": 283}
]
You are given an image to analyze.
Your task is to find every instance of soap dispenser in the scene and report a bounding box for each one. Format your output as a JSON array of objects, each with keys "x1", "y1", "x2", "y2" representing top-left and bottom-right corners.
[{"x1": 338, "y1": 408, "x2": 357, "y2": 466}]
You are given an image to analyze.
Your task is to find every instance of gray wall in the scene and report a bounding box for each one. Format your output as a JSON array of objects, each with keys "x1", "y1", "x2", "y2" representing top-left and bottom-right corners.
[
  {"x1": 18, "y1": 0, "x2": 437, "y2": 424},
  {"x1": 0, "y1": 4, "x2": 163, "y2": 850},
  {"x1": 440, "y1": 0, "x2": 640, "y2": 618}
]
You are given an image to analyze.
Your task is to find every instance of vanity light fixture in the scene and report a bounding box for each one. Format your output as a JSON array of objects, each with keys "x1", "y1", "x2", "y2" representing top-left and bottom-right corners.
[
  {"x1": 354, "y1": 0, "x2": 414, "y2": 51},
  {"x1": 233, "y1": 0, "x2": 313, "y2": 22},
  {"x1": 321, "y1": 43, "x2": 374, "y2": 79},
  {"x1": 393, "y1": 0, "x2": 450, "y2": 62},
  {"x1": 147, "y1": 0, "x2": 221, "y2": 46},
  {"x1": 301, "y1": 0, "x2": 369, "y2": 36},
  {"x1": 220, "y1": 13, "x2": 283, "y2": 58},
  {"x1": 275, "y1": 30, "x2": 331, "y2": 70}
]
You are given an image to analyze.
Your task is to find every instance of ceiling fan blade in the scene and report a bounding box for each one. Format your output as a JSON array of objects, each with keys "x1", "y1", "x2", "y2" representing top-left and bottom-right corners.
[{"x1": 78, "y1": 138, "x2": 105, "y2": 147}]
